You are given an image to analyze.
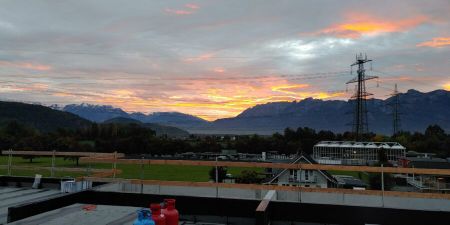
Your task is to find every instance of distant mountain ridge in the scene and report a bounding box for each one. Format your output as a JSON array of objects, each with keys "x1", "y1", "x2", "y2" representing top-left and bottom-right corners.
[
  {"x1": 206, "y1": 89, "x2": 450, "y2": 134},
  {"x1": 103, "y1": 117, "x2": 189, "y2": 138},
  {"x1": 63, "y1": 104, "x2": 208, "y2": 130},
  {"x1": 0, "y1": 101, "x2": 91, "y2": 131},
  {"x1": 0, "y1": 102, "x2": 190, "y2": 137},
  {"x1": 61, "y1": 89, "x2": 450, "y2": 135},
  {"x1": 63, "y1": 103, "x2": 129, "y2": 122}
]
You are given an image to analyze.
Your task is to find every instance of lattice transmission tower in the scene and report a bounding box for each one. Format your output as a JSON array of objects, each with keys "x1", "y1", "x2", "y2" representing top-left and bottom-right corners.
[
  {"x1": 347, "y1": 54, "x2": 378, "y2": 141},
  {"x1": 389, "y1": 83, "x2": 402, "y2": 135}
]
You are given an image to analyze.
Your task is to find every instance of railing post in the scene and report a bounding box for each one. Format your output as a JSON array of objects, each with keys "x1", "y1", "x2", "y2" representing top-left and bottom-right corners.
[
  {"x1": 51, "y1": 150, "x2": 56, "y2": 177},
  {"x1": 113, "y1": 151, "x2": 117, "y2": 179},
  {"x1": 437, "y1": 178, "x2": 440, "y2": 191},
  {"x1": 381, "y1": 164, "x2": 384, "y2": 206},
  {"x1": 7, "y1": 149, "x2": 12, "y2": 176},
  {"x1": 215, "y1": 156, "x2": 219, "y2": 198},
  {"x1": 87, "y1": 162, "x2": 91, "y2": 176},
  {"x1": 140, "y1": 156, "x2": 144, "y2": 194}
]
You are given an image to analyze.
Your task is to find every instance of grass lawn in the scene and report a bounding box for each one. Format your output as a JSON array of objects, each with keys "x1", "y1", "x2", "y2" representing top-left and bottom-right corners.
[{"x1": 0, "y1": 156, "x2": 262, "y2": 182}]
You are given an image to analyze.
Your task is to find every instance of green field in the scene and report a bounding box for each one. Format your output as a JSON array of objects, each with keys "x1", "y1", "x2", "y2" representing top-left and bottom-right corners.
[
  {"x1": 328, "y1": 170, "x2": 370, "y2": 183},
  {"x1": 0, "y1": 156, "x2": 262, "y2": 182},
  {"x1": 0, "y1": 156, "x2": 370, "y2": 183}
]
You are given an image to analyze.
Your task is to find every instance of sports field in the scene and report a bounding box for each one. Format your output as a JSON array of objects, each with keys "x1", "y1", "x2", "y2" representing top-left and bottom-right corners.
[{"x1": 0, "y1": 156, "x2": 262, "y2": 182}]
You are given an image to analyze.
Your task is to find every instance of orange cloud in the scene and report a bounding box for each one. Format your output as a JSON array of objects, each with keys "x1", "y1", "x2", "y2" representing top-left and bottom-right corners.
[
  {"x1": 213, "y1": 67, "x2": 225, "y2": 73},
  {"x1": 183, "y1": 53, "x2": 215, "y2": 62},
  {"x1": 444, "y1": 83, "x2": 450, "y2": 91},
  {"x1": 54, "y1": 92, "x2": 74, "y2": 97},
  {"x1": 417, "y1": 37, "x2": 450, "y2": 48},
  {"x1": 165, "y1": 79, "x2": 344, "y2": 120},
  {"x1": 165, "y1": 8, "x2": 193, "y2": 15},
  {"x1": 185, "y1": 4, "x2": 199, "y2": 9},
  {"x1": 111, "y1": 89, "x2": 135, "y2": 99},
  {"x1": 271, "y1": 84, "x2": 310, "y2": 95},
  {"x1": 317, "y1": 14, "x2": 428, "y2": 39},
  {"x1": 0, "y1": 60, "x2": 52, "y2": 71},
  {"x1": 64, "y1": 76, "x2": 345, "y2": 121},
  {"x1": 165, "y1": 3, "x2": 199, "y2": 15},
  {"x1": 0, "y1": 83, "x2": 49, "y2": 93}
]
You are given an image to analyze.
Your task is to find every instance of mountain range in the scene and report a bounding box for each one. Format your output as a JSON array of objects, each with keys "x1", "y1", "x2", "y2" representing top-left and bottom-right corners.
[
  {"x1": 0, "y1": 101, "x2": 91, "y2": 132},
  {"x1": 0, "y1": 101, "x2": 189, "y2": 137},
  {"x1": 60, "y1": 89, "x2": 450, "y2": 135},
  {"x1": 62, "y1": 103, "x2": 208, "y2": 130},
  {"x1": 103, "y1": 117, "x2": 189, "y2": 138}
]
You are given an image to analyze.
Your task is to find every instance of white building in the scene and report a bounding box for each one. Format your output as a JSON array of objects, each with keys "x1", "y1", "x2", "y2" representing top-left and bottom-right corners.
[
  {"x1": 313, "y1": 141, "x2": 406, "y2": 165},
  {"x1": 265, "y1": 154, "x2": 337, "y2": 188},
  {"x1": 401, "y1": 157, "x2": 450, "y2": 192}
]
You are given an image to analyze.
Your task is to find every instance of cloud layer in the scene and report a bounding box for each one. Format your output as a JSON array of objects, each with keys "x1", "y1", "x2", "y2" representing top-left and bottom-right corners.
[{"x1": 0, "y1": 0, "x2": 449, "y2": 120}]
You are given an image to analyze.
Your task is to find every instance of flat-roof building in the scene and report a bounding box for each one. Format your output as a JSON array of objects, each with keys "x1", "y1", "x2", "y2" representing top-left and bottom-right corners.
[{"x1": 313, "y1": 141, "x2": 406, "y2": 165}]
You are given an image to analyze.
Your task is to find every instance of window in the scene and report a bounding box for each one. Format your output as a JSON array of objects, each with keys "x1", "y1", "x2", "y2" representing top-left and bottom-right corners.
[
  {"x1": 303, "y1": 170, "x2": 314, "y2": 182},
  {"x1": 290, "y1": 169, "x2": 298, "y2": 181}
]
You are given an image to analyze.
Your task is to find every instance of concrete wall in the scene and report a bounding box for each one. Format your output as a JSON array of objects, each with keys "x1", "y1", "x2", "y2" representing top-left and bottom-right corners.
[{"x1": 95, "y1": 182, "x2": 450, "y2": 212}]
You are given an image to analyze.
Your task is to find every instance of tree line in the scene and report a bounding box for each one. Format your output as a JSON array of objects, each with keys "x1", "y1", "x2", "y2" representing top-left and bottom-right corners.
[{"x1": 0, "y1": 120, "x2": 449, "y2": 157}]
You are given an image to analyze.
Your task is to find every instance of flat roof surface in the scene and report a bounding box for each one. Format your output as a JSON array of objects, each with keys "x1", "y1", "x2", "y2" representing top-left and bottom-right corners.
[
  {"x1": 0, "y1": 187, "x2": 61, "y2": 224},
  {"x1": 9, "y1": 204, "x2": 139, "y2": 225},
  {"x1": 8, "y1": 203, "x2": 230, "y2": 225}
]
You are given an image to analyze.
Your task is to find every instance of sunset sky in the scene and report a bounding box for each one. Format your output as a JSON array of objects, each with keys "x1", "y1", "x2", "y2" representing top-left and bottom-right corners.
[{"x1": 0, "y1": 0, "x2": 449, "y2": 120}]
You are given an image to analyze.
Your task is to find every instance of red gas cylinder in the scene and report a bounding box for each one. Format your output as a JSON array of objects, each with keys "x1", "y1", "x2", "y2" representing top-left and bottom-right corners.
[
  {"x1": 150, "y1": 203, "x2": 166, "y2": 225},
  {"x1": 162, "y1": 199, "x2": 179, "y2": 225}
]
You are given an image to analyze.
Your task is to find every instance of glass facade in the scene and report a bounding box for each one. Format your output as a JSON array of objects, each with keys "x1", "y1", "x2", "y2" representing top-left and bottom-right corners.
[{"x1": 313, "y1": 141, "x2": 406, "y2": 165}]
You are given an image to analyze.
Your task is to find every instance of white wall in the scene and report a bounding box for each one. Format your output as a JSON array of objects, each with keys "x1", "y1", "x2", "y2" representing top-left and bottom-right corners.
[{"x1": 95, "y1": 183, "x2": 450, "y2": 212}]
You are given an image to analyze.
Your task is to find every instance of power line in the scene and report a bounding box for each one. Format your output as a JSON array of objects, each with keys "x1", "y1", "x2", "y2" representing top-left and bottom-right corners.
[
  {"x1": 373, "y1": 69, "x2": 445, "y2": 90},
  {"x1": 0, "y1": 70, "x2": 352, "y2": 83}
]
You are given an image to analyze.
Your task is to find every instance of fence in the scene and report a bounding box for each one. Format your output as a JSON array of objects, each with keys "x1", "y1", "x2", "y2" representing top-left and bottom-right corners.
[{"x1": 0, "y1": 150, "x2": 121, "y2": 178}]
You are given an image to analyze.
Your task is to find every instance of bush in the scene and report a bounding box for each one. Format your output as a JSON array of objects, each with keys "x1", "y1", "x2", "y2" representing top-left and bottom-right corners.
[
  {"x1": 209, "y1": 166, "x2": 227, "y2": 183},
  {"x1": 236, "y1": 170, "x2": 262, "y2": 184}
]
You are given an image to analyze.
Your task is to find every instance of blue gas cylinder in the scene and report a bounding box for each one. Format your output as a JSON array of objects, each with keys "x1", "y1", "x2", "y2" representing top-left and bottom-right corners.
[{"x1": 133, "y1": 208, "x2": 155, "y2": 225}]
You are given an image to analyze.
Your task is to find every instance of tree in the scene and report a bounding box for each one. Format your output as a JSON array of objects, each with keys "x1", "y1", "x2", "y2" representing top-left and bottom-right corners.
[
  {"x1": 378, "y1": 148, "x2": 389, "y2": 165},
  {"x1": 64, "y1": 156, "x2": 81, "y2": 166},
  {"x1": 425, "y1": 124, "x2": 446, "y2": 138},
  {"x1": 372, "y1": 134, "x2": 388, "y2": 142},
  {"x1": 236, "y1": 170, "x2": 262, "y2": 184},
  {"x1": 209, "y1": 166, "x2": 227, "y2": 183},
  {"x1": 22, "y1": 155, "x2": 36, "y2": 163},
  {"x1": 368, "y1": 170, "x2": 394, "y2": 190},
  {"x1": 369, "y1": 148, "x2": 393, "y2": 190}
]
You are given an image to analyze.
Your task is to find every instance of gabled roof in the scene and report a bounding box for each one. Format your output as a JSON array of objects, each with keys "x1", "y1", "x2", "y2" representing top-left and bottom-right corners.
[
  {"x1": 265, "y1": 153, "x2": 337, "y2": 184},
  {"x1": 301, "y1": 154, "x2": 337, "y2": 183}
]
